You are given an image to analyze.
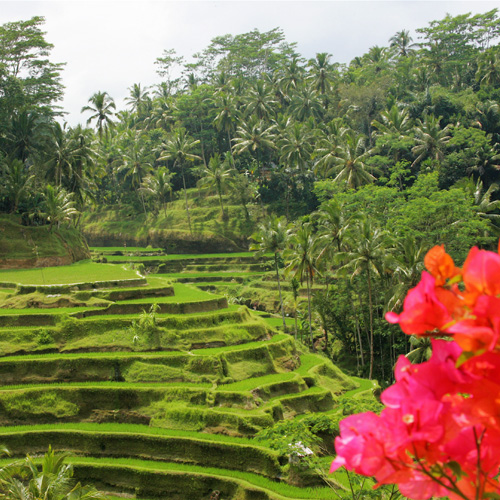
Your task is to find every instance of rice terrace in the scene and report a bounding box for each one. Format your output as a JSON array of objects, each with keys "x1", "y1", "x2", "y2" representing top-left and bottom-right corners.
[{"x1": 1, "y1": 3, "x2": 500, "y2": 500}]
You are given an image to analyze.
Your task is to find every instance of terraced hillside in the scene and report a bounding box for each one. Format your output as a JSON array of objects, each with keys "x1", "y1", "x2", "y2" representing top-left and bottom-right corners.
[
  {"x1": 0, "y1": 252, "x2": 377, "y2": 499},
  {"x1": 81, "y1": 188, "x2": 259, "y2": 252}
]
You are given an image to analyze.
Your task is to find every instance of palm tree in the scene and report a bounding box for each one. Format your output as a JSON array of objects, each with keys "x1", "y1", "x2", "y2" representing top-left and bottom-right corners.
[
  {"x1": 115, "y1": 132, "x2": 154, "y2": 214},
  {"x1": 41, "y1": 185, "x2": 78, "y2": 231},
  {"x1": 158, "y1": 129, "x2": 200, "y2": 234},
  {"x1": 65, "y1": 125, "x2": 99, "y2": 214},
  {"x1": 314, "y1": 198, "x2": 355, "y2": 258},
  {"x1": 288, "y1": 88, "x2": 323, "y2": 122},
  {"x1": 213, "y1": 93, "x2": 239, "y2": 161},
  {"x1": 278, "y1": 121, "x2": 313, "y2": 174},
  {"x1": 307, "y1": 52, "x2": 335, "y2": 96},
  {"x1": 81, "y1": 91, "x2": 116, "y2": 139},
  {"x1": 197, "y1": 153, "x2": 235, "y2": 218},
  {"x1": 243, "y1": 80, "x2": 277, "y2": 121},
  {"x1": 149, "y1": 98, "x2": 175, "y2": 131},
  {"x1": 411, "y1": 114, "x2": 452, "y2": 168},
  {"x1": 458, "y1": 177, "x2": 500, "y2": 234},
  {"x1": 140, "y1": 166, "x2": 175, "y2": 217},
  {"x1": 232, "y1": 119, "x2": 276, "y2": 176},
  {"x1": 5, "y1": 110, "x2": 46, "y2": 163},
  {"x1": 251, "y1": 216, "x2": 289, "y2": 334},
  {"x1": 278, "y1": 56, "x2": 305, "y2": 96},
  {"x1": 125, "y1": 83, "x2": 149, "y2": 113},
  {"x1": 386, "y1": 234, "x2": 426, "y2": 313},
  {"x1": 2, "y1": 446, "x2": 104, "y2": 500},
  {"x1": 44, "y1": 122, "x2": 78, "y2": 188},
  {"x1": 476, "y1": 50, "x2": 500, "y2": 88},
  {"x1": 285, "y1": 222, "x2": 320, "y2": 349},
  {"x1": 330, "y1": 130, "x2": 376, "y2": 189},
  {"x1": 313, "y1": 118, "x2": 348, "y2": 179},
  {"x1": 1, "y1": 158, "x2": 34, "y2": 213},
  {"x1": 372, "y1": 105, "x2": 412, "y2": 139},
  {"x1": 389, "y1": 30, "x2": 417, "y2": 58},
  {"x1": 337, "y1": 218, "x2": 393, "y2": 379}
]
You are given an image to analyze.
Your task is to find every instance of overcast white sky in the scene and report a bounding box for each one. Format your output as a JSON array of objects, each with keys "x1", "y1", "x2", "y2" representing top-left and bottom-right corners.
[{"x1": 1, "y1": 1, "x2": 498, "y2": 126}]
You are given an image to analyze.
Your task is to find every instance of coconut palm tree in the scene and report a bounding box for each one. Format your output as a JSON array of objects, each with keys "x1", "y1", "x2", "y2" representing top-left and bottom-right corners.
[
  {"x1": 337, "y1": 218, "x2": 393, "y2": 379},
  {"x1": 140, "y1": 166, "x2": 175, "y2": 217},
  {"x1": 158, "y1": 129, "x2": 200, "y2": 234},
  {"x1": 213, "y1": 93, "x2": 239, "y2": 161},
  {"x1": 197, "y1": 153, "x2": 235, "y2": 218},
  {"x1": 288, "y1": 88, "x2": 323, "y2": 122},
  {"x1": 1, "y1": 158, "x2": 34, "y2": 213},
  {"x1": 125, "y1": 83, "x2": 149, "y2": 113},
  {"x1": 41, "y1": 185, "x2": 78, "y2": 230},
  {"x1": 232, "y1": 119, "x2": 276, "y2": 176},
  {"x1": 411, "y1": 114, "x2": 452, "y2": 169},
  {"x1": 285, "y1": 222, "x2": 320, "y2": 349},
  {"x1": 278, "y1": 121, "x2": 313, "y2": 173},
  {"x1": 81, "y1": 91, "x2": 116, "y2": 140},
  {"x1": 386, "y1": 234, "x2": 426, "y2": 313},
  {"x1": 243, "y1": 80, "x2": 277, "y2": 121},
  {"x1": 5, "y1": 110, "x2": 47, "y2": 163},
  {"x1": 313, "y1": 118, "x2": 348, "y2": 179},
  {"x1": 476, "y1": 50, "x2": 500, "y2": 88},
  {"x1": 115, "y1": 132, "x2": 154, "y2": 214},
  {"x1": 330, "y1": 130, "x2": 376, "y2": 189},
  {"x1": 251, "y1": 216, "x2": 290, "y2": 334},
  {"x1": 307, "y1": 52, "x2": 335, "y2": 96},
  {"x1": 389, "y1": 30, "x2": 417, "y2": 58},
  {"x1": 44, "y1": 122, "x2": 78, "y2": 188}
]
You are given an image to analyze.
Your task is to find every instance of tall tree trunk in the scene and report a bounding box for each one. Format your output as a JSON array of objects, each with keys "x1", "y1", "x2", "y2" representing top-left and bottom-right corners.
[
  {"x1": 367, "y1": 268, "x2": 374, "y2": 380},
  {"x1": 181, "y1": 163, "x2": 192, "y2": 234},
  {"x1": 217, "y1": 182, "x2": 225, "y2": 219},
  {"x1": 275, "y1": 253, "x2": 286, "y2": 333},
  {"x1": 227, "y1": 130, "x2": 235, "y2": 168},
  {"x1": 307, "y1": 269, "x2": 314, "y2": 352}
]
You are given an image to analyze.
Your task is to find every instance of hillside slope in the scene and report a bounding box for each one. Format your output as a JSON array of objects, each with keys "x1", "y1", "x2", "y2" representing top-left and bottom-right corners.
[
  {"x1": 81, "y1": 189, "x2": 260, "y2": 252},
  {"x1": 0, "y1": 216, "x2": 90, "y2": 269}
]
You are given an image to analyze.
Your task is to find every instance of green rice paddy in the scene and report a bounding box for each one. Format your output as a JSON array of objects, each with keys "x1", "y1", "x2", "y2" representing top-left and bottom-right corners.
[
  {"x1": 0, "y1": 248, "x2": 373, "y2": 499},
  {"x1": 0, "y1": 261, "x2": 141, "y2": 285}
]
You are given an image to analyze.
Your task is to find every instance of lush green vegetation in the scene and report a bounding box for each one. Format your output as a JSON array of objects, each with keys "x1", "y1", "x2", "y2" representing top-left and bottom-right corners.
[
  {"x1": 2, "y1": 8, "x2": 500, "y2": 499},
  {"x1": 0, "y1": 260, "x2": 141, "y2": 285}
]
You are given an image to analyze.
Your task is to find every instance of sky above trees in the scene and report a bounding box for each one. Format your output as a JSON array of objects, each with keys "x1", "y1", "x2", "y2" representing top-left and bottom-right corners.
[{"x1": 0, "y1": 0, "x2": 497, "y2": 125}]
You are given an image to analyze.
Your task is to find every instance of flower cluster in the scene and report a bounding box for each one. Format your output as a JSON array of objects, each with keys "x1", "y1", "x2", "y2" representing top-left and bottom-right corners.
[{"x1": 330, "y1": 243, "x2": 500, "y2": 500}]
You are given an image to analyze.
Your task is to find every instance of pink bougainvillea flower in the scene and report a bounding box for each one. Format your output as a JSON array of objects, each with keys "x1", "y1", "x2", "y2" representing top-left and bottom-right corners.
[
  {"x1": 424, "y1": 244, "x2": 461, "y2": 286},
  {"x1": 330, "y1": 412, "x2": 397, "y2": 479},
  {"x1": 386, "y1": 272, "x2": 453, "y2": 335},
  {"x1": 448, "y1": 295, "x2": 500, "y2": 353},
  {"x1": 462, "y1": 247, "x2": 500, "y2": 305}
]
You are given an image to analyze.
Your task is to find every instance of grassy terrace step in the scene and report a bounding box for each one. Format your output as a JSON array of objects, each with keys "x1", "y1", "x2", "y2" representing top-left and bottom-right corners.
[
  {"x1": 0, "y1": 381, "x2": 332, "y2": 431},
  {"x1": 91, "y1": 247, "x2": 163, "y2": 255},
  {"x1": 0, "y1": 334, "x2": 295, "y2": 384},
  {"x1": 0, "y1": 423, "x2": 281, "y2": 477},
  {"x1": 0, "y1": 305, "x2": 253, "y2": 336},
  {"x1": 103, "y1": 252, "x2": 265, "y2": 263},
  {"x1": 64, "y1": 457, "x2": 336, "y2": 500},
  {"x1": 168, "y1": 273, "x2": 265, "y2": 284},
  {"x1": 0, "y1": 261, "x2": 142, "y2": 286}
]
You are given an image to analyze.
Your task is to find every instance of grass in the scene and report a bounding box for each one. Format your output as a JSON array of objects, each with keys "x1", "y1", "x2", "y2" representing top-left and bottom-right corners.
[
  {"x1": 165, "y1": 271, "x2": 265, "y2": 279},
  {"x1": 217, "y1": 372, "x2": 299, "y2": 392},
  {"x1": 0, "y1": 422, "x2": 271, "y2": 447},
  {"x1": 0, "y1": 381, "x2": 213, "y2": 391},
  {"x1": 91, "y1": 247, "x2": 163, "y2": 253},
  {"x1": 63, "y1": 456, "x2": 337, "y2": 500},
  {"x1": 104, "y1": 251, "x2": 266, "y2": 262},
  {"x1": 0, "y1": 261, "x2": 141, "y2": 285},
  {"x1": 115, "y1": 283, "x2": 219, "y2": 303}
]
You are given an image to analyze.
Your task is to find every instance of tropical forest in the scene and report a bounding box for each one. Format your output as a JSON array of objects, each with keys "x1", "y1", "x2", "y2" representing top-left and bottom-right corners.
[{"x1": 0, "y1": 8, "x2": 500, "y2": 500}]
